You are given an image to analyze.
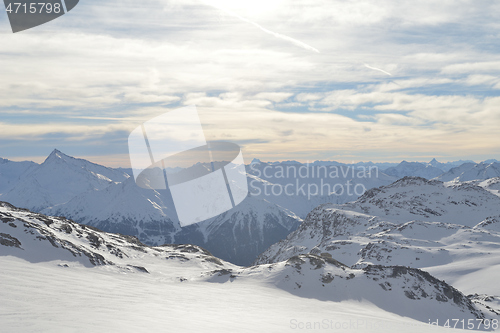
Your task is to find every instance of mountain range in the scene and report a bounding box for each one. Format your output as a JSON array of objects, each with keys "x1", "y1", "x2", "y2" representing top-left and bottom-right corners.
[{"x1": 1, "y1": 150, "x2": 500, "y2": 266}]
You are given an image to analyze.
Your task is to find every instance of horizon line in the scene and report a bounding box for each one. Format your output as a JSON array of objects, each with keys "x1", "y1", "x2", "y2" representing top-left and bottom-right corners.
[{"x1": 2, "y1": 149, "x2": 496, "y2": 169}]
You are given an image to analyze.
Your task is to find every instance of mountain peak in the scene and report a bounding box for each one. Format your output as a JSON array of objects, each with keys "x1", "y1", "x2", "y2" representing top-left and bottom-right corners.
[{"x1": 44, "y1": 149, "x2": 72, "y2": 163}]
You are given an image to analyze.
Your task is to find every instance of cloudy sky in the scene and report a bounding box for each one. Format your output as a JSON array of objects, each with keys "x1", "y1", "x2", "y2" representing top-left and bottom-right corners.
[{"x1": 0, "y1": 0, "x2": 499, "y2": 166}]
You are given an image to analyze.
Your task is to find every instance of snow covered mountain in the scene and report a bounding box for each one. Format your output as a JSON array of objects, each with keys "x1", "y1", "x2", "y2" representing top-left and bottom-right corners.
[
  {"x1": 338, "y1": 176, "x2": 500, "y2": 226},
  {"x1": 0, "y1": 201, "x2": 234, "y2": 272},
  {"x1": 382, "y1": 161, "x2": 445, "y2": 179},
  {"x1": 435, "y1": 162, "x2": 477, "y2": 182},
  {"x1": 43, "y1": 177, "x2": 178, "y2": 245},
  {"x1": 187, "y1": 196, "x2": 301, "y2": 265},
  {"x1": 255, "y1": 207, "x2": 500, "y2": 273},
  {"x1": 254, "y1": 177, "x2": 500, "y2": 310},
  {"x1": 435, "y1": 162, "x2": 500, "y2": 182},
  {"x1": 1, "y1": 149, "x2": 129, "y2": 211},
  {"x1": 2, "y1": 202, "x2": 495, "y2": 331}
]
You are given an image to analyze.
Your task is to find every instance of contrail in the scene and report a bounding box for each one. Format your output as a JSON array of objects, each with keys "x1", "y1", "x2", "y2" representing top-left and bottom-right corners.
[
  {"x1": 232, "y1": 12, "x2": 320, "y2": 53},
  {"x1": 364, "y1": 63, "x2": 392, "y2": 76},
  {"x1": 204, "y1": 1, "x2": 320, "y2": 53}
]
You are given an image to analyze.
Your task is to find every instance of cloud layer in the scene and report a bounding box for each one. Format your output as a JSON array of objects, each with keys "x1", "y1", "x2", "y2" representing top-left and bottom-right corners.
[{"x1": 0, "y1": 0, "x2": 498, "y2": 165}]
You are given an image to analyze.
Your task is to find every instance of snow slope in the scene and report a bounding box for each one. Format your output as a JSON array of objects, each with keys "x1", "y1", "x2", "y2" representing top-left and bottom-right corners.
[
  {"x1": 206, "y1": 254, "x2": 487, "y2": 325},
  {"x1": 5, "y1": 255, "x2": 477, "y2": 333}
]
